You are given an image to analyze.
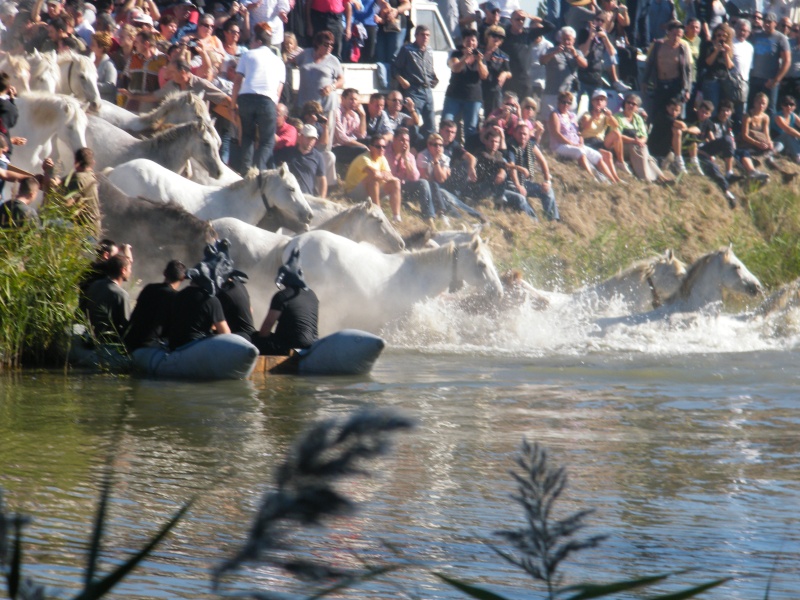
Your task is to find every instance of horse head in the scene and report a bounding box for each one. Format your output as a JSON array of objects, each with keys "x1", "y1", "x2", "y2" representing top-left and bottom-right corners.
[
  {"x1": 259, "y1": 163, "x2": 314, "y2": 232},
  {"x1": 0, "y1": 53, "x2": 30, "y2": 92},
  {"x1": 718, "y1": 245, "x2": 762, "y2": 297},
  {"x1": 354, "y1": 201, "x2": 405, "y2": 253},
  {"x1": 60, "y1": 51, "x2": 101, "y2": 113},
  {"x1": 160, "y1": 91, "x2": 212, "y2": 127},
  {"x1": 452, "y1": 233, "x2": 503, "y2": 297},
  {"x1": 188, "y1": 120, "x2": 224, "y2": 179},
  {"x1": 647, "y1": 249, "x2": 687, "y2": 305},
  {"x1": 27, "y1": 50, "x2": 58, "y2": 94}
]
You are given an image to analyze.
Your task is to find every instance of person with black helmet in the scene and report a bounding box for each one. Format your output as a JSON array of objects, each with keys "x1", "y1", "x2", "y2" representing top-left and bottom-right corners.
[{"x1": 251, "y1": 248, "x2": 319, "y2": 356}]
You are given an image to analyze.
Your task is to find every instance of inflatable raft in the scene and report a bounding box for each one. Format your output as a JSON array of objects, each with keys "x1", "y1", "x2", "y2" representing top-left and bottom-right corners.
[
  {"x1": 132, "y1": 334, "x2": 259, "y2": 380},
  {"x1": 253, "y1": 329, "x2": 386, "y2": 376}
]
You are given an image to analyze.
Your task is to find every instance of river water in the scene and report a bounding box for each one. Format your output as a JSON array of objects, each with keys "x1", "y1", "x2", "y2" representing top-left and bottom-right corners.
[{"x1": 2, "y1": 296, "x2": 800, "y2": 599}]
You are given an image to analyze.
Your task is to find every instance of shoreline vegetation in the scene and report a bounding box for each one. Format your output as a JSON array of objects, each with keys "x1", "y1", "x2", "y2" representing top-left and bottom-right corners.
[
  {"x1": 3, "y1": 161, "x2": 800, "y2": 369},
  {"x1": 0, "y1": 409, "x2": 730, "y2": 599}
]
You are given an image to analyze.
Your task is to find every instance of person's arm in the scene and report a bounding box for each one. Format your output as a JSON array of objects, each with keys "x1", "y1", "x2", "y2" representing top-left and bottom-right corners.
[
  {"x1": 578, "y1": 31, "x2": 593, "y2": 55},
  {"x1": 539, "y1": 45, "x2": 561, "y2": 65},
  {"x1": 770, "y1": 48, "x2": 791, "y2": 89},
  {"x1": 344, "y1": 0, "x2": 352, "y2": 40},
  {"x1": 533, "y1": 144, "x2": 551, "y2": 189},
  {"x1": 259, "y1": 309, "x2": 280, "y2": 335},
  {"x1": 463, "y1": 150, "x2": 477, "y2": 181},
  {"x1": 549, "y1": 111, "x2": 572, "y2": 145},
  {"x1": 578, "y1": 111, "x2": 593, "y2": 135},
  {"x1": 145, "y1": 0, "x2": 160, "y2": 21},
  {"x1": 775, "y1": 113, "x2": 800, "y2": 138},
  {"x1": 392, "y1": 48, "x2": 411, "y2": 88},
  {"x1": 316, "y1": 175, "x2": 328, "y2": 197},
  {"x1": 231, "y1": 71, "x2": 244, "y2": 108},
  {"x1": 573, "y1": 47, "x2": 588, "y2": 69},
  {"x1": 507, "y1": 152, "x2": 525, "y2": 194},
  {"x1": 356, "y1": 102, "x2": 367, "y2": 139}
]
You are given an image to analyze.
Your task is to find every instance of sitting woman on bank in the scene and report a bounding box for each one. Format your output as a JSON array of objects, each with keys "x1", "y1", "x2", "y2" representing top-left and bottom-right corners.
[
  {"x1": 615, "y1": 92, "x2": 670, "y2": 183},
  {"x1": 548, "y1": 90, "x2": 621, "y2": 183},
  {"x1": 578, "y1": 88, "x2": 628, "y2": 175},
  {"x1": 773, "y1": 95, "x2": 800, "y2": 164},
  {"x1": 741, "y1": 92, "x2": 782, "y2": 163}
]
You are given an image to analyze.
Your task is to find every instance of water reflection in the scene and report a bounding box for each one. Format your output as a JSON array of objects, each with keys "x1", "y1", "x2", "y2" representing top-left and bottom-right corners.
[{"x1": 1, "y1": 349, "x2": 800, "y2": 598}]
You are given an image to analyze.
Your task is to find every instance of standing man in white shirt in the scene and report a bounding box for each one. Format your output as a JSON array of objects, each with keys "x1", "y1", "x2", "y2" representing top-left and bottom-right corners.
[
  {"x1": 733, "y1": 17, "x2": 754, "y2": 130},
  {"x1": 231, "y1": 22, "x2": 286, "y2": 173},
  {"x1": 244, "y1": 0, "x2": 290, "y2": 49}
]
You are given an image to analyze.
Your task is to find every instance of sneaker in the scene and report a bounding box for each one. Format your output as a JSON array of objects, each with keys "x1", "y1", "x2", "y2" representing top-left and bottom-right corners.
[
  {"x1": 393, "y1": 214, "x2": 402, "y2": 222},
  {"x1": 689, "y1": 158, "x2": 703, "y2": 175},
  {"x1": 674, "y1": 157, "x2": 688, "y2": 175},
  {"x1": 594, "y1": 169, "x2": 610, "y2": 184},
  {"x1": 725, "y1": 190, "x2": 737, "y2": 208},
  {"x1": 440, "y1": 214, "x2": 451, "y2": 228},
  {"x1": 725, "y1": 170, "x2": 735, "y2": 179},
  {"x1": 748, "y1": 169, "x2": 769, "y2": 182},
  {"x1": 613, "y1": 80, "x2": 632, "y2": 93},
  {"x1": 616, "y1": 160, "x2": 633, "y2": 175}
]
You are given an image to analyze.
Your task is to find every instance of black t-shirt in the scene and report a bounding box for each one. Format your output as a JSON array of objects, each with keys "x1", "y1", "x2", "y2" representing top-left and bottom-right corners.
[
  {"x1": 501, "y1": 22, "x2": 554, "y2": 88},
  {"x1": 269, "y1": 287, "x2": 319, "y2": 350},
  {"x1": 0, "y1": 199, "x2": 38, "y2": 228},
  {"x1": 445, "y1": 49, "x2": 483, "y2": 102},
  {"x1": 275, "y1": 146, "x2": 325, "y2": 195},
  {"x1": 576, "y1": 28, "x2": 606, "y2": 85},
  {"x1": 648, "y1": 113, "x2": 675, "y2": 158},
  {"x1": 125, "y1": 282, "x2": 176, "y2": 351},
  {"x1": 218, "y1": 279, "x2": 257, "y2": 338},
  {"x1": 85, "y1": 277, "x2": 131, "y2": 343},
  {"x1": 168, "y1": 285, "x2": 226, "y2": 350}
]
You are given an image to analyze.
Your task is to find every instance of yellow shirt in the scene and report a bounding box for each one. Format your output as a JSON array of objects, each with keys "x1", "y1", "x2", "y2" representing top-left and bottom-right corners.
[{"x1": 344, "y1": 153, "x2": 390, "y2": 193}]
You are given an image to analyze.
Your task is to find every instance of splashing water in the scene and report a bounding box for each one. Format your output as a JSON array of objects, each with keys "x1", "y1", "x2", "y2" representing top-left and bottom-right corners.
[{"x1": 383, "y1": 291, "x2": 800, "y2": 357}]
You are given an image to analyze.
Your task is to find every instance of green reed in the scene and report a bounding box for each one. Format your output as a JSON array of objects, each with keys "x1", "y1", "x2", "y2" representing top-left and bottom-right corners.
[{"x1": 0, "y1": 197, "x2": 93, "y2": 370}]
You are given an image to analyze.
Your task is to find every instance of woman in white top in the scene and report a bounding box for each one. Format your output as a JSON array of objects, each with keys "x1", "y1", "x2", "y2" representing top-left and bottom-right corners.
[{"x1": 231, "y1": 22, "x2": 286, "y2": 173}]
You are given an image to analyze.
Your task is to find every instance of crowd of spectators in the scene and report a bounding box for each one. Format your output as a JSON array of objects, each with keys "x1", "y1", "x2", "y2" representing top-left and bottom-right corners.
[{"x1": 2, "y1": 0, "x2": 800, "y2": 229}]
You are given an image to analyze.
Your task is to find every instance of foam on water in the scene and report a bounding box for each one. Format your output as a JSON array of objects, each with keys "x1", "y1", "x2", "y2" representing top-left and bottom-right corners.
[{"x1": 383, "y1": 291, "x2": 800, "y2": 357}]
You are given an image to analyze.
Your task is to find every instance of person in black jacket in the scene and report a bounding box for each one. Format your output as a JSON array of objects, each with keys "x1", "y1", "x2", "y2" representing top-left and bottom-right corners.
[{"x1": 125, "y1": 260, "x2": 186, "y2": 351}]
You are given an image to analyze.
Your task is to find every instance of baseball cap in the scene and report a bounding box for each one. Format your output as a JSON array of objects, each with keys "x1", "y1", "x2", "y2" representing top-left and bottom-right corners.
[
  {"x1": 592, "y1": 89, "x2": 608, "y2": 99},
  {"x1": 483, "y1": 2, "x2": 500, "y2": 12},
  {"x1": 666, "y1": 19, "x2": 685, "y2": 30},
  {"x1": 300, "y1": 123, "x2": 319, "y2": 138},
  {"x1": 133, "y1": 13, "x2": 154, "y2": 25},
  {"x1": 764, "y1": 11, "x2": 778, "y2": 22}
]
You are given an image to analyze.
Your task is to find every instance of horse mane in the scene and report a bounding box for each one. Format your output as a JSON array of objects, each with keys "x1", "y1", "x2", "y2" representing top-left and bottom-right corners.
[
  {"x1": 141, "y1": 91, "x2": 209, "y2": 128},
  {"x1": 412, "y1": 241, "x2": 457, "y2": 265},
  {"x1": 4, "y1": 54, "x2": 29, "y2": 72},
  {"x1": 29, "y1": 51, "x2": 57, "y2": 78},
  {"x1": 318, "y1": 202, "x2": 370, "y2": 228},
  {"x1": 141, "y1": 121, "x2": 203, "y2": 149},
  {"x1": 57, "y1": 50, "x2": 93, "y2": 69},
  {"x1": 225, "y1": 168, "x2": 262, "y2": 192},
  {"x1": 22, "y1": 91, "x2": 85, "y2": 125},
  {"x1": 605, "y1": 256, "x2": 660, "y2": 285},
  {"x1": 670, "y1": 249, "x2": 724, "y2": 301},
  {"x1": 403, "y1": 228, "x2": 434, "y2": 249}
]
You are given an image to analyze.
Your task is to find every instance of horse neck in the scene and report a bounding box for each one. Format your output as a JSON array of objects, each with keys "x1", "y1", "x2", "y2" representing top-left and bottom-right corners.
[
  {"x1": 394, "y1": 244, "x2": 458, "y2": 299},
  {"x1": 207, "y1": 175, "x2": 264, "y2": 223},
  {"x1": 669, "y1": 254, "x2": 722, "y2": 309},
  {"x1": 316, "y1": 206, "x2": 358, "y2": 235},
  {"x1": 138, "y1": 127, "x2": 196, "y2": 171}
]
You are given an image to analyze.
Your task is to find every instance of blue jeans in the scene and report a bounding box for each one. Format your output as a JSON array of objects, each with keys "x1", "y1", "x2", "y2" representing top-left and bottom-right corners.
[
  {"x1": 237, "y1": 93, "x2": 276, "y2": 173},
  {"x1": 777, "y1": 131, "x2": 800, "y2": 157},
  {"x1": 402, "y1": 179, "x2": 436, "y2": 219},
  {"x1": 431, "y1": 181, "x2": 485, "y2": 221},
  {"x1": 519, "y1": 180, "x2": 559, "y2": 221},
  {"x1": 442, "y1": 97, "x2": 481, "y2": 139},
  {"x1": 498, "y1": 189, "x2": 538, "y2": 220},
  {"x1": 376, "y1": 29, "x2": 405, "y2": 64},
  {"x1": 700, "y1": 78, "x2": 722, "y2": 111},
  {"x1": 406, "y1": 86, "x2": 436, "y2": 141}
]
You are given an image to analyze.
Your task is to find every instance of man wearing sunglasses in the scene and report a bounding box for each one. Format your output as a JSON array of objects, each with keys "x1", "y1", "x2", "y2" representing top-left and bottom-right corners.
[
  {"x1": 501, "y1": 9, "x2": 555, "y2": 100},
  {"x1": 343, "y1": 133, "x2": 403, "y2": 221}
]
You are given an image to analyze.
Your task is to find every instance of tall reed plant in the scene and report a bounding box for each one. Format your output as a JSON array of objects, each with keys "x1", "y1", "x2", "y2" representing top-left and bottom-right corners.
[{"x1": 0, "y1": 197, "x2": 93, "y2": 369}]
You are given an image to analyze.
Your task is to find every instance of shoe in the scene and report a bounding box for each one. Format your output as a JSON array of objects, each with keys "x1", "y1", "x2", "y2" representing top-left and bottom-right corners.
[
  {"x1": 674, "y1": 157, "x2": 688, "y2": 175},
  {"x1": 613, "y1": 80, "x2": 631, "y2": 93},
  {"x1": 689, "y1": 158, "x2": 704, "y2": 175},
  {"x1": 393, "y1": 214, "x2": 402, "y2": 222},
  {"x1": 661, "y1": 151, "x2": 675, "y2": 172},
  {"x1": 594, "y1": 170, "x2": 610, "y2": 184},
  {"x1": 748, "y1": 169, "x2": 769, "y2": 182},
  {"x1": 725, "y1": 190, "x2": 737, "y2": 208},
  {"x1": 765, "y1": 156, "x2": 778, "y2": 170},
  {"x1": 616, "y1": 160, "x2": 633, "y2": 175},
  {"x1": 725, "y1": 170, "x2": 735, "y2": 179},
  {"x1": 440, "y1": 214, "x2": 451, "y2": 228}
]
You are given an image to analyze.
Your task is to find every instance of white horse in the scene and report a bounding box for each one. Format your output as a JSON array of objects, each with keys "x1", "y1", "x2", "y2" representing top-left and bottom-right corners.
[
  {"x1": 573, "y1": 250, "x2": 688, "y2": 314},
  {"x1": 754, "y1": 278, "x2": 800, "y2": 317},
  {"x1": 106, "y1": 158, "x2": 312, "y2": 231},
  {"x1": 662, "y1": 246, "x2": 762, "y2": 311},
  {"x1": 56, "y1": 51, "x2": 101, "y2": 111},
  {"x1": 258, "y1": 193, "x2": 348, "y2": 231},
  {"x1": 278, "y1": 230, "x2": 503, "y2": 334},
  {"x1": 0, "y1": 53, "x2": 30, "y2": 92},
  {"x1": 12, "y1": 92, "x2": 88, "y2": 172},
  {"x1": 87, "y1": 116, "x2": 224, "y2": 178},
  {"x1": 314, "y1": 202, "x2": 405, "y2": 253},
  {"x1": 26, "y1": 50, "x2": 59, "y2": 94},
  {"x1": 95, "y1": 92, "x2": 212, "y2": 134}
]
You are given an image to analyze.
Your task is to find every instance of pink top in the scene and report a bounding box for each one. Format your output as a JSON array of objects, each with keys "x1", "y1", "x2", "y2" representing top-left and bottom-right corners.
[
  {"x1": 275, "y1": 121, "x2": 298, "y2": 151},
  {"x1": 333, "y1": 106, "x2": 361, "y2": 147},
  {"x1": 386, "y1": 145, "x2": 420, "y2": 182},
  {"x1": 550, "y1": 110, "x2": 581, "y2": 151}
]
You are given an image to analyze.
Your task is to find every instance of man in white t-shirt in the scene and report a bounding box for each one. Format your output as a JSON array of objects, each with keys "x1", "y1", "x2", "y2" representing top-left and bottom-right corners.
[
  {"x1": 231, "y1": 23, "x2": 286, "y2": 173},
  {"x1": 733, "y1": 17, "x2": 754, "y2": 127}
]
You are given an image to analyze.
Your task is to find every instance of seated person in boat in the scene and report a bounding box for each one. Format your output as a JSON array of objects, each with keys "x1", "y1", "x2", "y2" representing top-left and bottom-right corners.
[
  {"x1": 217, "y1": 273, "x2": 257, "y2": 342},
  {"x1": 83, "y1": 254, "x2": 133, "y2": 344},
  {"x1": 125, "y1": 259, "x2": 186, "y2": 351},
  {"x1": 167, "y1": 267, "x2": 231, "y2": 351},
  {"x1": 252, "y1": 249, "x2": 319, "y2": 356}
]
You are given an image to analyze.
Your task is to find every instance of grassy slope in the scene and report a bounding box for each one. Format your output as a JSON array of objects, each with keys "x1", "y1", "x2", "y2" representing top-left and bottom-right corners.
[{"x1": 389, "y1": 157, "x2": 800, "y2": 293}]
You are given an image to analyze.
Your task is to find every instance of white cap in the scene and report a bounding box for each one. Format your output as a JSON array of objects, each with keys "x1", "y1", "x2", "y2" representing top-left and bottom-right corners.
[{"x1": 300, "y1": 123, "x2": 319, "y2": 138}]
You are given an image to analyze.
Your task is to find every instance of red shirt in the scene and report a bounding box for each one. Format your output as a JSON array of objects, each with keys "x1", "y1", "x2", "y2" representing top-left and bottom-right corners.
[
  {"x1": 309, "y1": 0, "x2": 347, "y2": 14},
  {"x1": 275, "y1": 121, "x2": 298, "y2": 152}
]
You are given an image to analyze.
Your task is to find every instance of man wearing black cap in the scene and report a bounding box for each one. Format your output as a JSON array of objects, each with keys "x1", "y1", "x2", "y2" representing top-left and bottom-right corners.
[
  {"x1": 252, "y1": 248, "x2": 319, "y2": 356},
  {"x1": 642, "y1": 19, "x2": 691, "y2": 120},
  {"x1": 748, "y1": 11, "x2": 789, "y2": 114}
]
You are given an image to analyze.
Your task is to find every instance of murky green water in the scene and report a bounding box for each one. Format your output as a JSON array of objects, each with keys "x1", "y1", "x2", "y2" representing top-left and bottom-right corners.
[{"x1": 2, "y1": 348, "x2": 800, "y2": 599}]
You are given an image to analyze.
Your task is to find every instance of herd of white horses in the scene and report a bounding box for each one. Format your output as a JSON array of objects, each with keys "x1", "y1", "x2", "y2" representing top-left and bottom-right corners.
[{"x1": 5, "y1": 49, "x2": 799, "y2": 337}]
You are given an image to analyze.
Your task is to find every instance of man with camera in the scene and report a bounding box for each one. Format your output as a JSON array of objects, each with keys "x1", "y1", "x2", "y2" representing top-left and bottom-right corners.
[
  {"x1": 540, "y1": 25, "x2": 587, "y2": 117},
  {"x1": 384, "y1": 90, "x2": 422, "y2": 137},
  {"x1": 501, "y1": 9, "x2": 555, "y2": 101}
]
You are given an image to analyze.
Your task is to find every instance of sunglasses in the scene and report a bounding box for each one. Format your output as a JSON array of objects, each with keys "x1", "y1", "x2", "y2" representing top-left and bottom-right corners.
[
  {"x1": 625, "y1": 100, "x2": 639, "y2": 106},
  {"x1": 489, "y1": 32, "x2": 505, "y2": 38},
  {"x1": 558, "y1": 99, "x2": 570, "y2": 104},
  {"x1": 199, "y1": 22, "x2": 214, "y2": 27},
  {"x1": 373, "y1": 144, "x2": 386, "y2": 149},
  {"x1": 428, "y1": 142, "x2": 443, "y2": 146}
]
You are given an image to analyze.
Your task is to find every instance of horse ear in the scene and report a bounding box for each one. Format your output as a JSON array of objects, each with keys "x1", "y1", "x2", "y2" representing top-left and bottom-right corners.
[{"x1": 33, "y1": 48, "x2": 40, "y2": 58}]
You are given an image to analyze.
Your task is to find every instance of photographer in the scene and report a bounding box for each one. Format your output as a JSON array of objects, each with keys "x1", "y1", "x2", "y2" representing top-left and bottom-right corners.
[
  {"x1": 540, "y1": 26, "x2": 587, "y2": 120},
  {"x1": 442, "y1": 29, "x2": 488, "y2": 140},
  {"x1": 577, "y1": 12, "x2": 628, "y2": 108},
  {"x1": 384, "y1": 90, "x2": 421, "y2": 138}
]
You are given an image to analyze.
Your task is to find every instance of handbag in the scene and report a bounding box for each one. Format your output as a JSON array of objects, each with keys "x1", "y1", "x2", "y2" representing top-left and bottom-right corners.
[{"x1": 721, "y1": 68, "x2": 748, "y2": 104}]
